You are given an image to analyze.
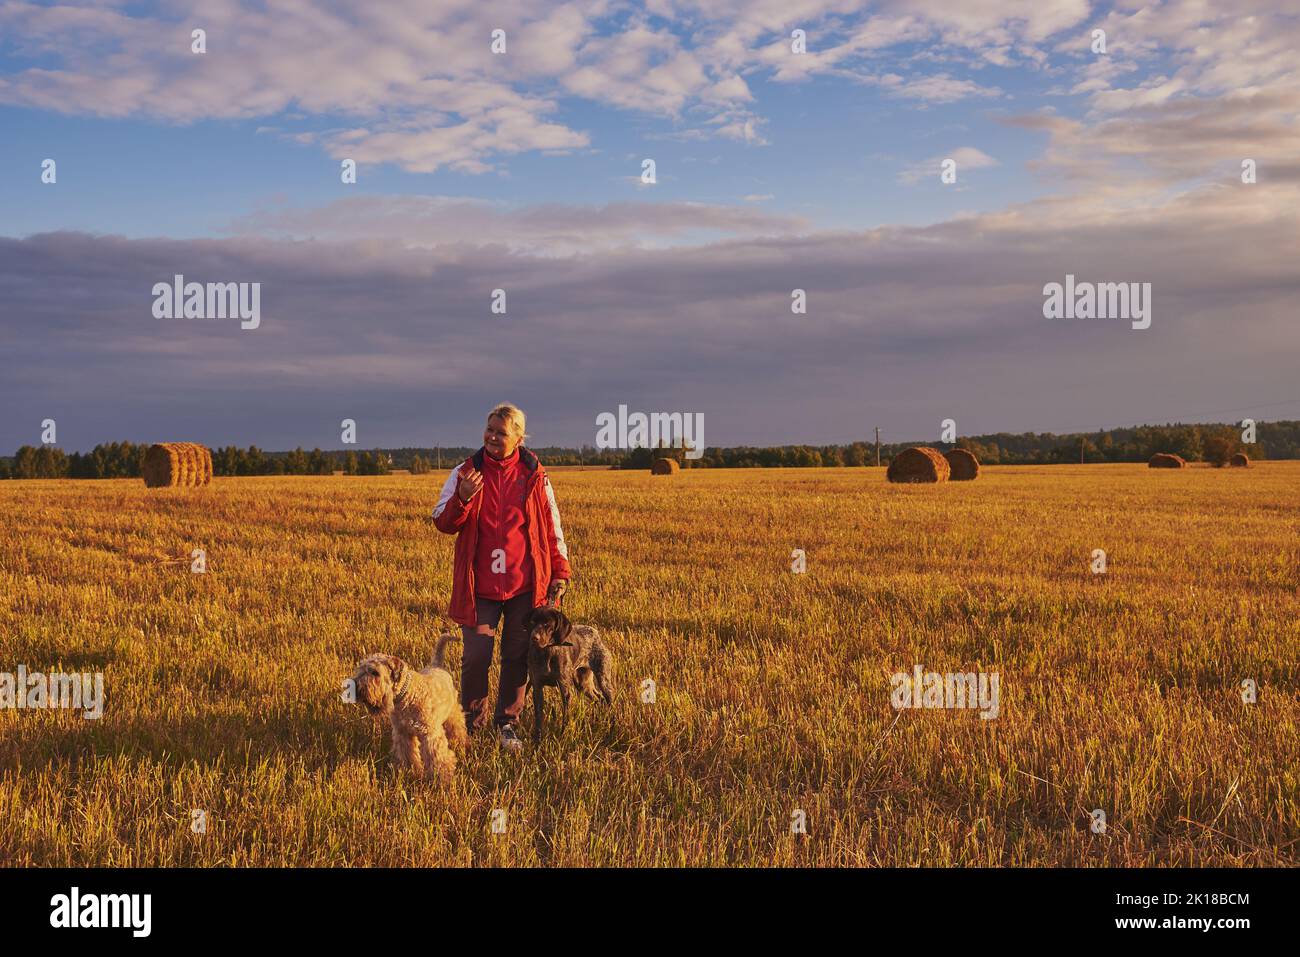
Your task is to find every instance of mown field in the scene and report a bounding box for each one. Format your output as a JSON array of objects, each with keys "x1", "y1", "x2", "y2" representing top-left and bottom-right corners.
[{"x1": 1, "y1": 464, "x2": 1297, "y2": 866}]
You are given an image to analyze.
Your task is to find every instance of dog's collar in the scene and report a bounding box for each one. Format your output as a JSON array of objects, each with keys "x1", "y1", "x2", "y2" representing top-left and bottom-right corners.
[{"x1": 392, "y1": 668, "x2": 412, "y2": 699}]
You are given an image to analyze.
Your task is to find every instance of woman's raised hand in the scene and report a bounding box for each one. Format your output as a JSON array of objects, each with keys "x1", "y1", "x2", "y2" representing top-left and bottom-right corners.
[{"x1": 456, "y1": 468, "x2": 484, "y2": 502}]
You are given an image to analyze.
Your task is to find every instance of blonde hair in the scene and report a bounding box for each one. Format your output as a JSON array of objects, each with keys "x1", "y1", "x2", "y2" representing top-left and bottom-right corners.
[{"x1": 486, "y1": 403, "x2": 528, "y2": 442}]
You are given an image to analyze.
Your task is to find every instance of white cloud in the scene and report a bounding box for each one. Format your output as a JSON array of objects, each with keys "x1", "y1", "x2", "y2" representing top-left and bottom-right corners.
[
  {"x1": 1004, "y1": 87, "x2": 1300, "y2": 188},
  {"x1": 898, "y1": 146, "x2": 999, "y2": 184},
  {"x1": 0, "y1": 0, "x2": 1126, "y2": 170},
  {"x1": 229, "y1": 195, "x2": 807, "y2": 254},
  {"x1": 874, "y1": 71, "x2": 1002, "y2": 102},
  {"x1": 1, "y1": 0, "x2": 1295, "y2": 189}
]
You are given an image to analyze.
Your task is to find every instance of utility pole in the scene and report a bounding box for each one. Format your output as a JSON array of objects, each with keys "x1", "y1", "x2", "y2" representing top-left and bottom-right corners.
[
  {"x1": 436, "y1": 445, "x2": 441, "y2": 471},
  {"x1": 1080, "y1": 436, "x2": 1085, "y2": 465},
  {"x1": 875, "y1": 427, "x2": 881, "y2": 467}
]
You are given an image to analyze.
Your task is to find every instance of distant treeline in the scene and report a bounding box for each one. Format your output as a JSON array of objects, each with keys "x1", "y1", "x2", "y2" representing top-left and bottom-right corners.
[
  {"x1": 2, "y1": 421, "x2": 1297, "y2": 479},
  {"x1": 0, "y1": 443, "x2": 394, "y2": 479}
]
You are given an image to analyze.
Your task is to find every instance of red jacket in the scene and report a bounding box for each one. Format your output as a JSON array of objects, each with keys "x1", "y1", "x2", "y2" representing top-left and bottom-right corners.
[
  {"x1": 471, "y1": 449, "x2": 534, "y2": 601},
  {"x1": 432, "y1": 447, "x2": 571, "y2": 626}
]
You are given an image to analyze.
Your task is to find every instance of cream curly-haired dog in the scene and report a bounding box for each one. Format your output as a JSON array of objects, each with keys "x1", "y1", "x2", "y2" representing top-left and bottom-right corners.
[{"x1": 351, "y1": 635, "x2": 468, "y2": 779}]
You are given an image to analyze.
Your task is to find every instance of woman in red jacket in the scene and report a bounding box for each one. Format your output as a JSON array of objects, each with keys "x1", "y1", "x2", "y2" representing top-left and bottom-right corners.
[{"x1": 432, "y1": 403, "x2": 571, "y2": 752}]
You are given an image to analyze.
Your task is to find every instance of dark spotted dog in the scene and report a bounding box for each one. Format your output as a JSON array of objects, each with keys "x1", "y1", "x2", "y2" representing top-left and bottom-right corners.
[{"x1": 524, "y1": 605, "x2": 614, "y2": 743}]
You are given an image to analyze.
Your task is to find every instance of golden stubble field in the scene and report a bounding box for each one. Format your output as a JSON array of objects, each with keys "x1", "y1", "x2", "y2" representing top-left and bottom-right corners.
[{"x1": 1, "y1": 464, "x2": 1297, "y2": 866}]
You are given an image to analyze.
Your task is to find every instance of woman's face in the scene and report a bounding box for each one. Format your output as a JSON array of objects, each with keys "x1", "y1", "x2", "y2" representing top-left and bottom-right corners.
[{"x1": 484, "y1": 415, "x2": 521, "y2": 459}]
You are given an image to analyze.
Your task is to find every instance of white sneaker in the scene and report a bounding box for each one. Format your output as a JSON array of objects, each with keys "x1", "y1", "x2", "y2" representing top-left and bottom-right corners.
[{"x1": 498, "y1": 725, "x2": 523, "y2": 753}]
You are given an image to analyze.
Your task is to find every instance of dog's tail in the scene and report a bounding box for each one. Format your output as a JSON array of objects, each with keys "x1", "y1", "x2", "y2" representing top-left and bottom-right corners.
[{"x1": 433, "y1": 633, "x2": 460, "y2": 670}]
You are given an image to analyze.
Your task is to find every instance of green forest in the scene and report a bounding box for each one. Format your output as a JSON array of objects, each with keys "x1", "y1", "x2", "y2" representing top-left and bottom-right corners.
[{"x1": 3, "y1": 420, "x2": 1297, "y2": 479}]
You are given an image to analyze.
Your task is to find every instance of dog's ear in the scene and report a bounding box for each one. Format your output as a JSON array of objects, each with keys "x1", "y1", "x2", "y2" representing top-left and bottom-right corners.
[
  {"x1": 552, "y1": 612, "x2": 573, "y2": 646},
  {"x1": 383, "y1": 655, "x2": 404, "y2": 685}
]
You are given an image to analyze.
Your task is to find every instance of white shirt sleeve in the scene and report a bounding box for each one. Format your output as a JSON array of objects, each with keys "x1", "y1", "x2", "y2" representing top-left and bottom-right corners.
[
  {"x1": 433, "y1": 468, "x2": 460, "y2": 519},
  {"x1": 543, "y1": 475, "x2": 569, "y2": 560}
]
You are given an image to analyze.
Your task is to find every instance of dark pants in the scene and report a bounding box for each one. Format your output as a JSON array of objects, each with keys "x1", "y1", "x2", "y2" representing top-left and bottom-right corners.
[{"x1": 461, "y1": 592, "x2": 533, "y2": 732}]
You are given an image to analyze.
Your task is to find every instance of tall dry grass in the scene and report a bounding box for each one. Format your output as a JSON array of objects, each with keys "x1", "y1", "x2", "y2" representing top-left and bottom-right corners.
[{"x1": 1, "y1": 464, "x2": 1296, "y2": 866}]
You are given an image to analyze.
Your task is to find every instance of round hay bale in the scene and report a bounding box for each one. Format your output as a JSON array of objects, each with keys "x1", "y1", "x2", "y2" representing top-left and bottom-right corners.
[
  {"x1": 886, "y1": 447, "x2": 950, "y2": 483},
  {"x1": 175, "y1": 442, "x2": 196, "y2": 485},
  {"x1": 142, "y1": 444, "x2": 176, "y2": 487},
  {"x1": 1148, "y1": 452, "x2": 1186, "y2": 469},
  {"x1": 187, "y1": 442, "x2": 212, "y2": 484},
  {"x1": 143, "y1": 442, "x2": 213, "y2": 488},
  {"x1": 944, "y1": 448, "x2": 980, "y2": 481},
  {"x1": 651, "y1": 458, "x2": 680, "y2": 475},
  {"x1": 1229, "y1": 452, "x2": 1250, "y2": 468}
]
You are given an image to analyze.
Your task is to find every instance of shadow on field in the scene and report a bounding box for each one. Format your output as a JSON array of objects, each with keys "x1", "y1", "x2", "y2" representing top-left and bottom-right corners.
[
  {"x1": 650, "y1": 615, "x2": 793, "y2": 649},
  {"x1": 6, "y1": 641, "x2": 118, "y2": 672},
  {"x1": 0, "y1": 703, "x2": 381, "y2": 774}
]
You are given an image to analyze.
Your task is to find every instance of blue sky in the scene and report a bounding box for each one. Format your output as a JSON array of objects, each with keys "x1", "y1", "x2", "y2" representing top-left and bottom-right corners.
[
  {"x1": 2, "y1": 0, "x2": 1298, "y2": 452},
  {"x1": 0, "y1": 64, "x2": 1056, "y2": 238}
]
